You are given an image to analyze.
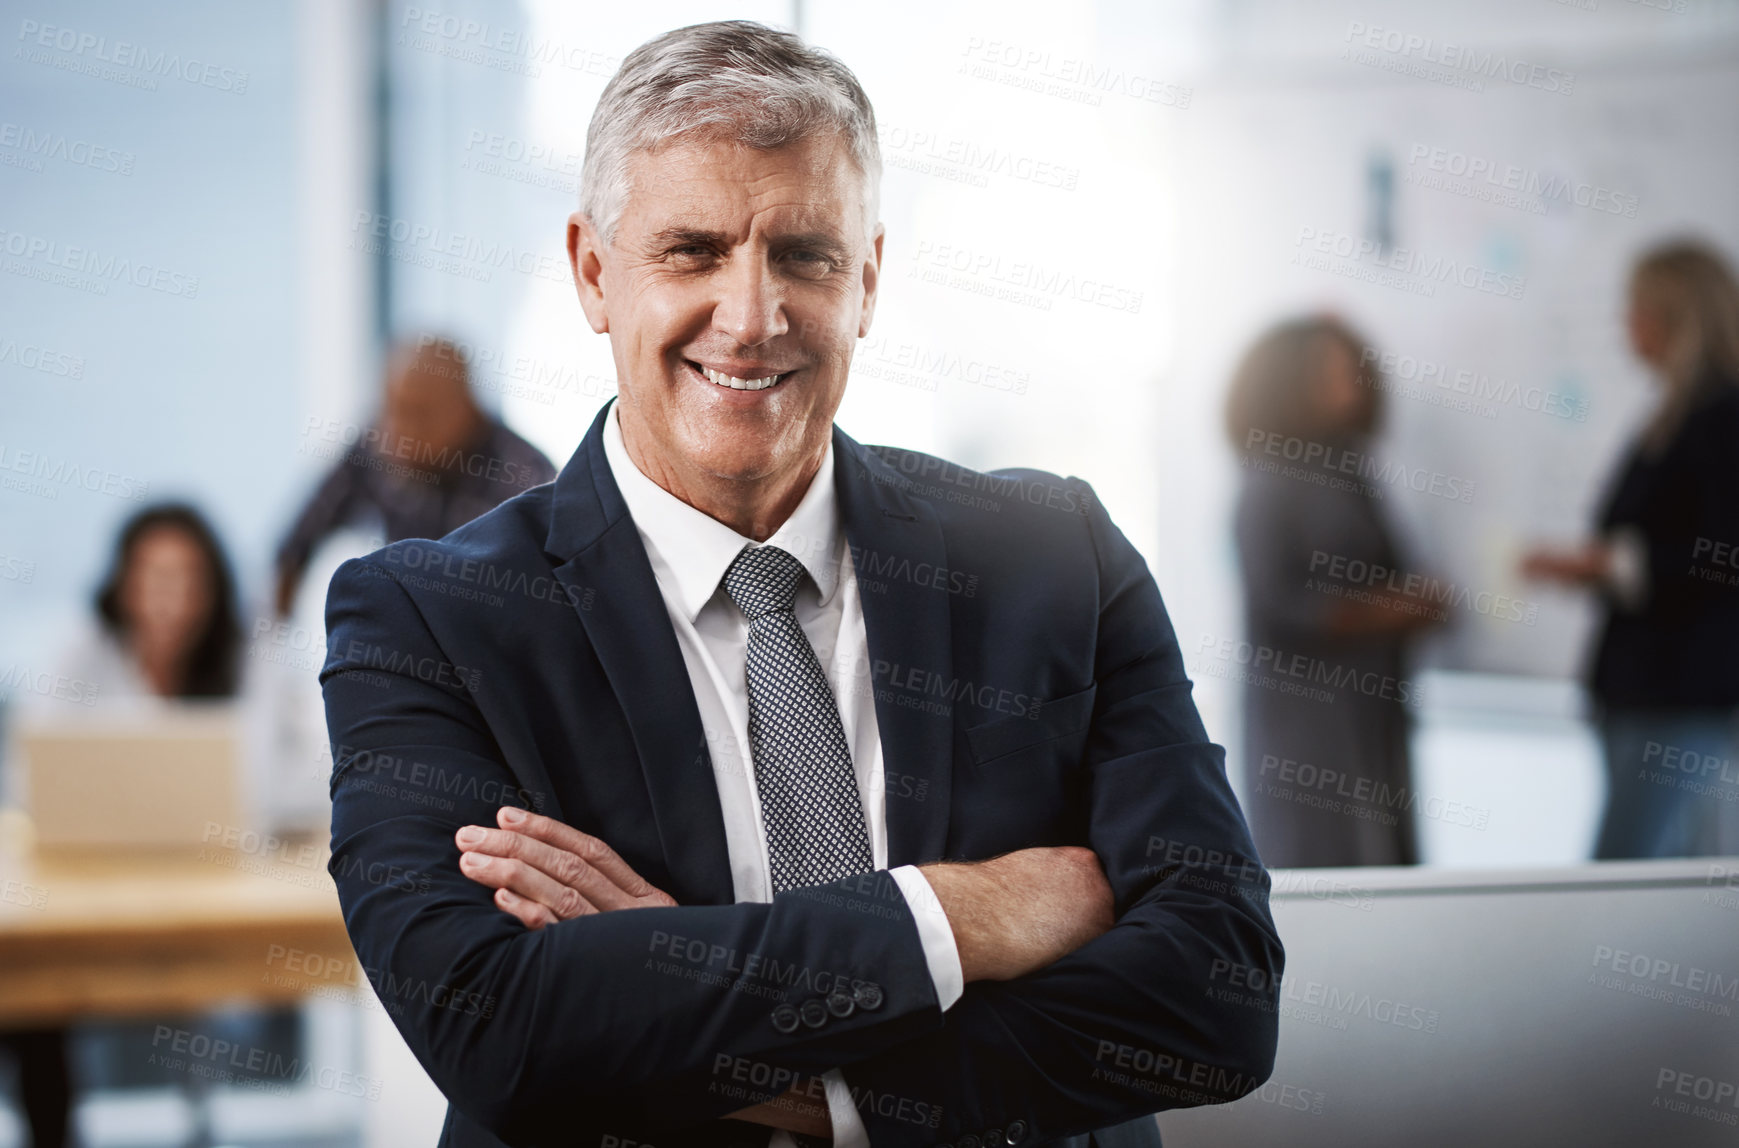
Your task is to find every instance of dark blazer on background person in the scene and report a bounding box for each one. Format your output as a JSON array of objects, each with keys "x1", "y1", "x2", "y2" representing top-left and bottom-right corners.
[
  {"x1": 1591, "y1": 376, "x2": 1739, "y2": 709},
  {"x1": 321, "y1": 401, "x2": 1283, "y2": 1148}
]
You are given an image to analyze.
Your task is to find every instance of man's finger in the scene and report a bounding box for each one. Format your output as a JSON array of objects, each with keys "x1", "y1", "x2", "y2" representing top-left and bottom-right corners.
[
  {"x1": 496, "y1": 887, "x2": 558, "y2": 931},
  {"x1": 458, "y1": 850, "x2": 600, "y2": 920},
  {"x1": 496, "y1": 808, "x2": 674, "y2": 904},
  {"x1": 458, "y1": 825, "x2": 645, "y2": 911}
]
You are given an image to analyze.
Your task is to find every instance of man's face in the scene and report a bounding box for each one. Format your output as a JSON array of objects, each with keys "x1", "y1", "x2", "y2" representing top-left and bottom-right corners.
[{"x1": 568, "y1": 133, "x2": 881, "y2": 489}]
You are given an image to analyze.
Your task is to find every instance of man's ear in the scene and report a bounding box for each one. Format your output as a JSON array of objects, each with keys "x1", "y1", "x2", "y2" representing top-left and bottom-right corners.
[
  {"x1": 568, "y1": 211, "x2": 609, "y2": 335},
  {"x1": 858, "y1": 222, "x2": 885, "y2": 338}
]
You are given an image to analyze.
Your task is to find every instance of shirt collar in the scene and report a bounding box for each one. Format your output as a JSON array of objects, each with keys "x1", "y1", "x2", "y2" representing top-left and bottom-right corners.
[{"x1": 601, "y1": 403, "x2": 841, "y2": 623}]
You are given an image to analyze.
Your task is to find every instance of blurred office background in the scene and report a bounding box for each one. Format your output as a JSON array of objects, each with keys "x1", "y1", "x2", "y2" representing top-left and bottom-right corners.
[{"x1": 3, "y1": 1, "x2": 1738, "y2": 1145}]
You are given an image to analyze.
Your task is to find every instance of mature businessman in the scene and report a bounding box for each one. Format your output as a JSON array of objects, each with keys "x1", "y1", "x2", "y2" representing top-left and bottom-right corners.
[{"x1": 322, "y1": 20, "x2": 1282, "y2": 1148}]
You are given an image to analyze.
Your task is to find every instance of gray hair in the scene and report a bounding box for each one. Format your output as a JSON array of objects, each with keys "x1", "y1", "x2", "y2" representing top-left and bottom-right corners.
[{"x1": 579, "y1": 20, "x2": 881, "y2": 244}]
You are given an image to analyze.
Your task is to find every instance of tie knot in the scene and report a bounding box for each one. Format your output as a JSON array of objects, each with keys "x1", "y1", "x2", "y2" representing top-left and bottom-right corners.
[{"x1": 723, "y1": 544, "x2": 807, "y2": 620}]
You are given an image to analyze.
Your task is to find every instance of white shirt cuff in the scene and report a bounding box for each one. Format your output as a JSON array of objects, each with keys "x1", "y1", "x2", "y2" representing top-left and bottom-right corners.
[
  {"x1": 890, "y1": 863, "x2": 964, "y2": 1012},
  {"x1": 1605, "y1": 526, "x2": 1648, "y2": 610},
  {"x1": 822, "y1": 1067, "x2": 868, "y2": 1148}
]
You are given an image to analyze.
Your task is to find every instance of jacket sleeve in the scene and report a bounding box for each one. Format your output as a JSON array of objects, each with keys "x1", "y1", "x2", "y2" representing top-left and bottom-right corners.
[
  {"x1": 835, "y1": 481, "x2": 1286, "y2": 1147},
  {"x1": 322, "y1": 556, "x2": 947, "y2": 1146}
]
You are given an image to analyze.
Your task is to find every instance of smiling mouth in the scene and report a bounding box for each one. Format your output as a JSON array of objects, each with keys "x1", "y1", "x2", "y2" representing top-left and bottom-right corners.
[{"x1": 687, "y1": 360, "x2": 795, "y2": 392}]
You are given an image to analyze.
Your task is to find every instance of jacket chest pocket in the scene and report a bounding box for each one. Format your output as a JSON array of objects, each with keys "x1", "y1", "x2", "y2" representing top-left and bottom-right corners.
[
  {"x1": 963, "y1": 682, "x2": 1097, "y2": 767},
  {"x1": 951, "y1": 684, "x2": 1097, "y2": 851}
]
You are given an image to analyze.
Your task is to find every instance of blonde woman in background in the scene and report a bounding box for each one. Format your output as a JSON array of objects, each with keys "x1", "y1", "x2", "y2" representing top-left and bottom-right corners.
[{"x1": 1525, "y1": 241, "x2": 1739, "y2": 859}]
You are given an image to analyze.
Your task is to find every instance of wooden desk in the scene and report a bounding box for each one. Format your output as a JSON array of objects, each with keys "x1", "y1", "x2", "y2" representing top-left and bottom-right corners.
[{"x1": 0, "y1": 812, "x2": 355, "y2": 1027}]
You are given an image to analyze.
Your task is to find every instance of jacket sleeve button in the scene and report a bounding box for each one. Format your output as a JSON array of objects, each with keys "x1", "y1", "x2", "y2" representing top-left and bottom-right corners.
[
  {"x1": 1004, "y1": 1119, "x2": 1028, "y2": 1143},
  {"x1": 770, "y1": 1003, "x2": 801, "y2": 1033},
  {"x1": 853, "y1": 982, "x2": 885, "y2": 1010},
  {"x1": 799, "y1": 998, "x2": 830, "y2": 1028},
  {"x1": 825, "y1": 989, "x2": 856, "y2": 1018}
]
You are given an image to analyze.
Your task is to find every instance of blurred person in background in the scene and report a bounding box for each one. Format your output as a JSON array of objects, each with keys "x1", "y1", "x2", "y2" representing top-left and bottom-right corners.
[
  {"x1": 1226, "y1": 317, "x2": 1439, "y2": 868},
  {"x1": 59, "y1": 502, "x2": 242, "y2": 700},
  {"x1": 1524, "y1": 240, "x2": 1739, "y2": 859},
  {"x1": 273, "y1": 336, "x2": 555, "y2": 615},
  {"x1": 3, "y1": 504, "x2": 243, "y2": 1148}
]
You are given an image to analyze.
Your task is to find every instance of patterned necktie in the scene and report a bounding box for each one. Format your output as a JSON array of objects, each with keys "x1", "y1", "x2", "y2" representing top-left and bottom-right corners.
[{"x1": 722, "y1": 543, "x2": 874, "y2": 895}]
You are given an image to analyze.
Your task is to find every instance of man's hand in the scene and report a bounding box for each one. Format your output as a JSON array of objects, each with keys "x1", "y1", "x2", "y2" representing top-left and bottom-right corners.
[
  {"x1": 454, "y1": 807, "x2": 676, "y2": 929},
  {"x1": 919, "y1": 846, "x2": 1115, "y2": 983},
  {"x1": 458, "y1": 810, "x2": 832, "y2": 1136}
]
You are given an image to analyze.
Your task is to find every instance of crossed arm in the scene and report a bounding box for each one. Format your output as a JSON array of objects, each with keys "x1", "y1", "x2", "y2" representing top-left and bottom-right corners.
[
  {"x1": 454, "y1": 808, "x2": 1116, "y2": 1136},
  {"x1": 323, "y1": 487, "x2": 1282, "y2": 1146}
]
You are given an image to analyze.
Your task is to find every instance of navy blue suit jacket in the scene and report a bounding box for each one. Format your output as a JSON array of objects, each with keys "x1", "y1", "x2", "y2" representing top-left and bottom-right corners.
[{"x1": 321, "y1": 402, "x2": 1283, "y2": 1148}]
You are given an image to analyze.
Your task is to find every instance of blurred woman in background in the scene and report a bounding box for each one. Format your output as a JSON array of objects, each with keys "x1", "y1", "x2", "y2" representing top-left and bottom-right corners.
[
  {"x1": 3, "y1": 504, "x2": 247, "y2": 1147},
  {"x1": 62, "y1": 502, "x2": 242, "y2": 700},
  {"x1": 1226, "y1": 316, "x2": 1438, "y2": 867},
  {"x1": 1524, "y1": 241, "x2": 1739, "y2": 859}
]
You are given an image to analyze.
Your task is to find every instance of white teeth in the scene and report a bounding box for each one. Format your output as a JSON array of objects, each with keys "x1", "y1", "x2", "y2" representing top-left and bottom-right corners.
[{"x1": 700, "y1": 365, "x2": 786, "y2": 391}]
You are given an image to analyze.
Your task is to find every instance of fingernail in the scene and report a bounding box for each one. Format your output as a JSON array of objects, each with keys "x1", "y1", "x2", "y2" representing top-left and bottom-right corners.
[
  {"x1": 498, "y1": 889, "x2": 517, "y2": 904},
  {"x1": 500, "y1": 807, "x2": 525, "y2": 825},
  {"x1": 457, "y1": 827, "x2": 484, "y2": 847}
]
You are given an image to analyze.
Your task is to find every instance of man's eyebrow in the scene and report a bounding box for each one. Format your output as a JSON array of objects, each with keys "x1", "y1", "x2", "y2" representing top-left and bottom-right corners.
[
  {"x1": 773, "y1": 231, "x2": 851, "y2": 259},
  {"x1": 645, "y1": 227, "x2": 729, "y2": 250},
  {"x1": 642, "y1": 227, "x2": 851, "y2": 259}
]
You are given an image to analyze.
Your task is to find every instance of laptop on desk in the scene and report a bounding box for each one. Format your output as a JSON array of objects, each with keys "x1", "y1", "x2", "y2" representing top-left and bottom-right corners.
[{"x1": 14, "y1": 703, "x2": 245, "y2": 853}]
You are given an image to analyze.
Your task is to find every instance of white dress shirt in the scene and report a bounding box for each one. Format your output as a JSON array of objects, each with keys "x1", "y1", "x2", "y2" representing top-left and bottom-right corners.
[{"x1": 602, "y1": 405, "x2": 963, "y2": 1147}]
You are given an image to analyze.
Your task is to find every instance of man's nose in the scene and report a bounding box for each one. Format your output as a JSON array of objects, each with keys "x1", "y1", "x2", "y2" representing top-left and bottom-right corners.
[{"x1": 712, "y1": 256, "x2": 788, "y2": 346}]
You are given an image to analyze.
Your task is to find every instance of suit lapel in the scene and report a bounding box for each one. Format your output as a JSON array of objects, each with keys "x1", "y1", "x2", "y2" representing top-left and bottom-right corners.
[
  {"x1": 833, "y1": 430, "x2": 956, "y2": 867},
  {"x1": 546, "y1": 403, "x2": 735, "y2": 906}
]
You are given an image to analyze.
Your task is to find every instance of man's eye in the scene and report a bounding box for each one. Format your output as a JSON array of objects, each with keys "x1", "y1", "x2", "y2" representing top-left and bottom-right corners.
[{"x1": 784, "y1": 250, "x2": 834, "y2": 278}]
